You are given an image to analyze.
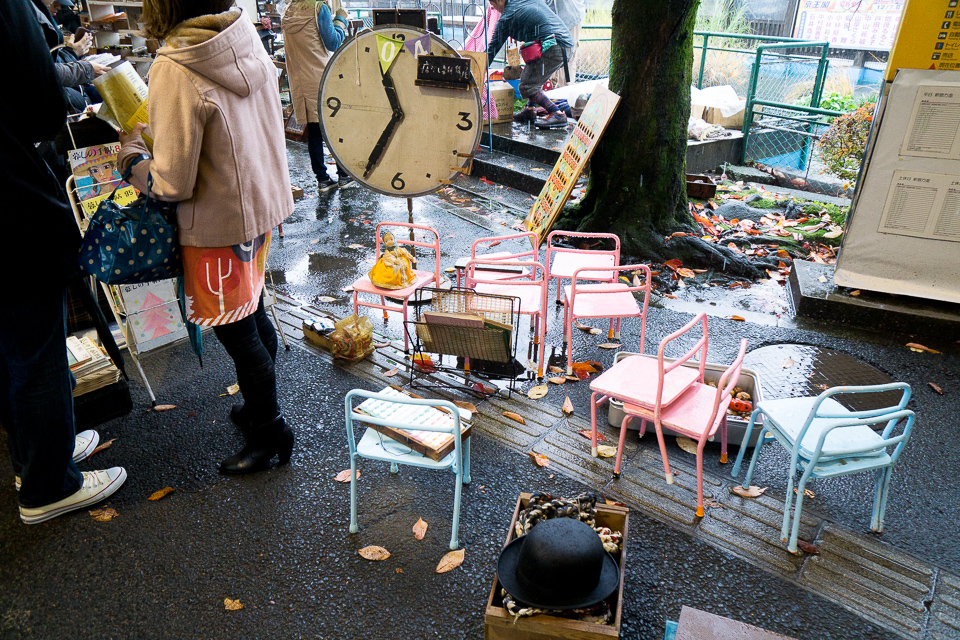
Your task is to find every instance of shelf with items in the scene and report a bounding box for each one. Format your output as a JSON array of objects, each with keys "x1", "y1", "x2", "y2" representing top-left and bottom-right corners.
[{"x1": 83, "y1": 0, "x2": 151, "y2": 77}]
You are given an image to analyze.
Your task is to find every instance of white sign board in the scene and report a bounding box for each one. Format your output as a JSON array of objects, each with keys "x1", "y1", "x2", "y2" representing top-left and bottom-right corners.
[
  {"x1": 834, "y1": 69, "x2": 960, "y2": 303},
  {"x1": 794, "y1": 0, "x2": 905, "y2": 51},
  {"x1": 120, "y1": 279, "x2": 187, "y2": 352}
]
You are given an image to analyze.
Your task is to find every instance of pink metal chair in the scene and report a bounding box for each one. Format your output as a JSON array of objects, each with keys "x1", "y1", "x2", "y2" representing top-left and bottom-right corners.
[
  {"x1": 350, "y1": 222, "x2": 441, "y2": 352},
  {"x1": 455, "y1": 232, "x2": 539, "y2": 288},
  {"x1": 546, "y1": 231, "x2": 620, "y2": 305},
  {"x1": 589, "y1": 313, "x2": 709, "y2": 476},
  {"x1": 465, "y1": 259, "x2": 548, "y2": 378},
  {"x1": 563, "y1": 264, "x2": 652, "y2": 375},
  {"x1": 622, "y1": 339, "x2": 747, "y2": 517}
]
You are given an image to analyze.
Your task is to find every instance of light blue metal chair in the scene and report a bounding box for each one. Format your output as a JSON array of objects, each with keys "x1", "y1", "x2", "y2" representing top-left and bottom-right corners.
[
  {"x1": 731, "y1": 383, "x2": 915, "y2": 553},
  {"x1": 344, "y1": 389, "x2": 472, "y2": 550}
]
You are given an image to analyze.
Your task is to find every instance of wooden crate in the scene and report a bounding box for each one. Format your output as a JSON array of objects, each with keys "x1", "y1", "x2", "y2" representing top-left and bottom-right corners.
[
  {"x1": 484, "y1": 493, "x2": 629, "y2": 640},
  {"x1": 686, "y1": 174, "x2": 717, "y2": 199}
]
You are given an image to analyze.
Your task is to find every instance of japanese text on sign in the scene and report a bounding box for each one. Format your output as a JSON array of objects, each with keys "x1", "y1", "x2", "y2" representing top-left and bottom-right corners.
[{"x1": 794, "y1": 0, "x2": 905, "y2": 51}]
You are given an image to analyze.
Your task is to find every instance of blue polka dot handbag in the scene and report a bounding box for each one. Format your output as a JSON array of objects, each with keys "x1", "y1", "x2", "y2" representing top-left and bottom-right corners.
[{"x1": 79, "y1": 171, "x2": 183, "y2": 285}]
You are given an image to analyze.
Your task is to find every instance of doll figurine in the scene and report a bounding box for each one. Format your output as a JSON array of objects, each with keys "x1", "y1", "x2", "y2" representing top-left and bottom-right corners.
[{"x1": 368, "y1": 231, "x2": 417, "y2": 289}]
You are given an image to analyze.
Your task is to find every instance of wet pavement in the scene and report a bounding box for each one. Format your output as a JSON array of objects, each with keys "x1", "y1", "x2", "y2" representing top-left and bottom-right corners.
[{"x1": 1, "y1": 141, "x2": 957, "y2": 638}]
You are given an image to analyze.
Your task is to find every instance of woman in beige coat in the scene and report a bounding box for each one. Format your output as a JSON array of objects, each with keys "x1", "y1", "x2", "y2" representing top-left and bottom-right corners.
[
  {"x1": 282, "y1": 0, "x2": 351, "y2": 192},
  {"x1": 118, "y1": 0, "x2": 295, "y2": 475}
]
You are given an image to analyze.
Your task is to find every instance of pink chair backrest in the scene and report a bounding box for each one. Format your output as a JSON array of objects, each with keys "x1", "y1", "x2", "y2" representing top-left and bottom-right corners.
[
  {"x1": 703, "y1": 339, "x2": 748, "y2": 437},
  {"x1": 471, "y1": 232, "x2": 539, "y2": 262},
  {"x1": 546, "y1": 230, "x2": 621, "y2": 266},
  {"x1": 654, "y1": 312, "x2": 709, "y2": 419},
  {"x1": 374, "y1": 222, "x2": 441, "y2": 278},
  {"x1": 570, "y1": 263, "x2": 652, "y2": 354},
  {"x1": 465, "y1": 259, "x2": 546, "y2": 286}
]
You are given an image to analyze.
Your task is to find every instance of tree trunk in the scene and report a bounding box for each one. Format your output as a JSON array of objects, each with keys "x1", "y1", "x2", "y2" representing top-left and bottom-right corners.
[{"x1": 559, "y1": 0, "x2": 699, "y2": 260}]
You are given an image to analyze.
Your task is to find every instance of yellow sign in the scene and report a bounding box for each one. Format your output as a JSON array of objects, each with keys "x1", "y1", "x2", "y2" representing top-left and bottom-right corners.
[
  {"x1": 375, "y1": 34, "x2": 404, "y2": 74},
  {"x1": 523, "y1": 86, "x2": 620, "y2": 245},
  {"x1": 887, "y1": 0, "x2": 960, "y2": 80},
  {"x1": 79, "y1": 186, "x2": 140, "y2": 218}
]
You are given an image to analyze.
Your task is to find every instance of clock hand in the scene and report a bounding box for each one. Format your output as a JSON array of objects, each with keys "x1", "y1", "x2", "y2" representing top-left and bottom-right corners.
[{"x1": 363, "y1": 66, "x2": 405, "y2": 179}]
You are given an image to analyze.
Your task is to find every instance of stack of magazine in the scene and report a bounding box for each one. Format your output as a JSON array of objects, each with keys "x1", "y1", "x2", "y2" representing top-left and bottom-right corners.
[{"x1": 66, "y1": 335, "x2": 121, "y2": 396}]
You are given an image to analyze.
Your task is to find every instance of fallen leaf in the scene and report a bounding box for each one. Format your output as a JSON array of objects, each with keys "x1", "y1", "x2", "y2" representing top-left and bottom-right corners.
[
  {"x1": 571, "y1": 362, "x2": 599, "y2": 374},
  {"x1": 373, "y1": 341, "x2": 392, "y2": 349},
  {"x1": 317, "y1": 296, "x2": 337, "y2": 303},
  {"x1": 796, "y1": 540, "x2": 820, "y2": 555},
  {"x1": 436, "y1": 549, "x2": 465, "y2": 573},
  {"x1": 358, "y1": 546, "x2": 391, "y2": 561},
  {"x1": 502, "y1": 411, "x2": 525, "y2": 424},
  {"x1": 89, "y1": 507, "x2": 118, "y2": 522},
  {"x1": 413, "y1": 517, "x2": 428, "y2": 540},
  {"x1": 548, "y1": 376, "x2": 566, "y2": 385},
  {"x1": 473, "y1": 382, "x2": 496, "y2": 396},
  {"x1": 224, "y1": 598, "x2": 244, "y2": 611},
  {"x1": 454, "y1": 400, "x2": 478, "y2": 413},
  {"x1": 564, "y1": 375, "x2": 580, "y2": 382},
  {"x1": 334, "y1": 469, "x2": 359, "y2": 482},
  {"x1": 794, "y1": 488, "x2": 816, "y2": 498},
  {"x1": 342, "y1": 285, "x2": 355, "y2": 292},
  {"x1": 703, "y1": 498, "x2": 723, "y2": 509},
  {"x1": 578, "y1": 429, "x2": 606, "y2": 441},
  {"x1": 906, "y1": 342, "x2": 940, "y2": 354},
  {"x1": 154, "y1": 404, "x2": 177, "y2": 411},
  {"x1": 89, "y1": 437, "x2": 116, "y2": 457},
  {"x1": 663, "y1": 259, "x2": 683, "y2": 271},
  {"x1": 849, "y1": 290, "x2": 861, "y2": 296},
  {"x1": 527, "y1": 384, "x2": 548, "y2": 400},
  {"x1": 575, "y1": 322, "x2": 600, "y2": 335},
  {"x1": 347, "y1": 243, "x2": 365, "y2": 249},
  {"x1": 728, "y1": 315, "x2": 746, "y2": 322},
  {"x1": 597, "y1": 343, "x2": 620, "y2": 350},
  {"x1": 148, "y1": 487, "x2": 175, "y2": 501},
  {"x1": 395, "y1": 568, "x2": 404, "y2": 574},
  {"x1": 596, "y1": 445, "x2": 617, "y2": 458},
  {"x1": 823, "y1": 229, "x2": 843, "y2": 239},
  {"x1": 677, "y1": 268, "x2": 696, "y2": 278},
  {"x1": 561, "y1": 396, "x2": 574, "y2": 416},
  {"x1": 528, "y1": 452, "x2": 550, "y2": 467},
  {"x1": 488, "y1": 241, "x2": 501, "y2": 248},
  {"x1": 604, "y1": 498, "x2": 627, "y2": 506},
  {"x1": 929, "y1": 382, "x2": 944, "y2": 395},
  {"x1": 676, "y1": 436, "x2": 698, "y2": 455},
  {"x1": 781, "y1": 357, "x2": 794, "y2": 368},
  {"x1": 383, "y1": 368, "x2": 399, "y2": 377},
  {"x1": 731, "y1": 485, "x2": 767, "y2": 498},
  {"x1": 548, "y1": 365, "x2": 564, "y2": 374},
  {"x1": 226, "y1": 383, "x2": 240, "y2": 395},
  {"x1": 310, "y1": 238, "x2": 320, "y2": 244}
]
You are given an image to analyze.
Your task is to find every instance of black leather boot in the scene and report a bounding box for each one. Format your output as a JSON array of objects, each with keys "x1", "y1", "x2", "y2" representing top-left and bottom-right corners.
[
  {"x1": 230, "y1": 404, "x2": 252, "y2": 434},
  {"x1": 219, "y1": 414, "x2": 294, "y2": 475}
]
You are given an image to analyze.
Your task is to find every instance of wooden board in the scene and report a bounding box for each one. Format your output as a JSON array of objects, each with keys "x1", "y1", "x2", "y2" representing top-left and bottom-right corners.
[
  {"x1": 415, "y1": 55, "x2": 473, "y2": 90},
  {"x1": 357, "y1": 386, "x2": 472, "y2": 462},
  {"x1": 523, "y1": 85, "x2": 621, "y2": 246},
  {"x1": 675, "y1": 606, "x2": 798, "y2": 640},
  {"x1": 484, "y1": 493, "x2": 629, "y2": 640}
]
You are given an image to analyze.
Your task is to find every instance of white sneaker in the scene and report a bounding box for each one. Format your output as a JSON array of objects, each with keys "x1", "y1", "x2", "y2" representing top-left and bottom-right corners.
[
  {"x1": 13, "y1": 430, "x2": 102, "y2": 491},
  {"x1": 19, "y1": 467, "x2": 127, "y2": 524},
  {"x1": 73, "y1": 430, "x2": 100, "y2": 463}
]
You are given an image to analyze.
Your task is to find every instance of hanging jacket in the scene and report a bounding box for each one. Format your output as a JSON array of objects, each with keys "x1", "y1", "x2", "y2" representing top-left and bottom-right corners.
[
  {"x1": 119, "y1": 9, "x2": 293, "y2": 247},
  {"x1": 486, "y1": 0, "x2": 574, "y2": 65},
  {"x1": 2, "y1": 0, "x2": 80, "y2": 288},
  {"x1": 281, "y1": 0, "x2": 346, "y2": 125}
]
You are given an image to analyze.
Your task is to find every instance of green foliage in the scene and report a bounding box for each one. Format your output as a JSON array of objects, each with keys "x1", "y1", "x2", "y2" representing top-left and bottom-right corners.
[
  {"x1": 695, "y1": 0, "x2": 751, "y2": 34},
  {"x1": 817, "y1": 103, "x2": 875, "y2": 182},
  {"x1": 795, "y1": 91, "x2": 878, "y2": 113},
  {"x1": 750, "y1": 197, "x2": 777, "y2": 209}
]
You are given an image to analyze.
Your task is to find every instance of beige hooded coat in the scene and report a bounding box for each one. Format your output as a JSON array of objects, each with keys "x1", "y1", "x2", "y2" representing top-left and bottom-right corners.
[
  {"x1": 119, "y1": 9, "x2": 293, "y2": 247},
  {"x1": 281, "y1": 0, "x2": 335, "y2": 125}
]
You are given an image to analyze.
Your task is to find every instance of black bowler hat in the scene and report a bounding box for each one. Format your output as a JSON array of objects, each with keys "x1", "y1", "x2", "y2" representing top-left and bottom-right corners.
[{"x1": 497, "y1": 517, "x2": 619, "y2": 610}]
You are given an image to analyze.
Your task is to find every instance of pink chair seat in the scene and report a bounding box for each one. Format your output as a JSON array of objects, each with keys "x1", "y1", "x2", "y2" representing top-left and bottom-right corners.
[
  {"x1": 473, "y1": 282, "x2": 543, "y2": 314},
  {"x1": 563, "y1": 283, "x2": 640, "y2": 318},
  {"x1": 550, "y1": 251, "x2": 617, "y2": 279},
  {"x1": 352, "y1": 270, "x2": 437, "y2": 298},
  {"x1": 623, "y1": 382, "x2": 728, "y2": 439},
  {"x1": 590, "y1": 355, "x2": 701, "y2": 409}
]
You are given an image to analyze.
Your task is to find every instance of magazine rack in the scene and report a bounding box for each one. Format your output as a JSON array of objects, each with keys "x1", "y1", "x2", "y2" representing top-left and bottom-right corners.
[{"x1": 404, "y1": 287, "x2": 521, "y2": 397}]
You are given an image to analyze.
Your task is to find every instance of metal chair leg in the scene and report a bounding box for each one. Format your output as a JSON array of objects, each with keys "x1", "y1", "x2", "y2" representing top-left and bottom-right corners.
[{"x1": 349, "y1": 458, "x2": 359, "y2": 534}]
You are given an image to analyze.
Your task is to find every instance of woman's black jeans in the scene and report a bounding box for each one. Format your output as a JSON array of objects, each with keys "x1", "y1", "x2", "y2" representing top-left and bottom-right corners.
[{"x1": 212, "y1": 294, "x2": 279, "y2": 427}]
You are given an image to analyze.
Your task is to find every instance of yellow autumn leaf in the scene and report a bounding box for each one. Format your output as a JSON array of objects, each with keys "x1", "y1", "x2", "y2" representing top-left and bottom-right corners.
[
  {"x1": 89, "y1": 507, "x2": 118, "y2": 522},
  {"x1": 224, "y1": 598, "x2": 244, "y2": 611},
  {"x1": 596, "y1": 445, "x2": 617, "y2": 458},
  {"x1": 358, "y1": 546, "x2": 391, "y2": 561},
  {"x1": 435, "y1": 549, "x2": 465, "y2": 573},
  {"x1": 731, "y1": 485, "x2": 767, "y2": 498},
  {"x1": 413, "y1": 517, "x2": 428, "y2": 540},
  {"x1": 148, "y1": 487, "x2": 175, "y2": 501},
  {"x1": 527, "y1": 384, "x2": 548, "y2": 400},
  {"x1": 334, "y1": 469, "x2": 359, "y2": 483}
]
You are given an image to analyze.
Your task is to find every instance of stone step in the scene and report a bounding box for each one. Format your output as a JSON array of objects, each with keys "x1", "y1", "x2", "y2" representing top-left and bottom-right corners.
[{"x1": 470, "y1": 148, "x2": 554, "y2": 195}]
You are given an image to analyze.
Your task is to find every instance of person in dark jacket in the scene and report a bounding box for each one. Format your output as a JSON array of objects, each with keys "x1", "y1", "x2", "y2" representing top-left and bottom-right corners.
[
  {"x1": 0, "y1": 0, "x2": 127, "y2": 524},
  {"x1": 52, "y1": 0, "x2": 82, "y2": 34},
  {"x1": 487, "y1": 0, "x2": 573, "y2": 129},
  {"x1": 32, "y1": 0, "x2": 108, "y2": 112}
]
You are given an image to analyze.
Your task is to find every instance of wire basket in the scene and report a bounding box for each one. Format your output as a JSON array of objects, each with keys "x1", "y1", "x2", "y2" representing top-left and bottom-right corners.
[{"x1": 411, "y1": 288, "x2": 518, "y2": 364}]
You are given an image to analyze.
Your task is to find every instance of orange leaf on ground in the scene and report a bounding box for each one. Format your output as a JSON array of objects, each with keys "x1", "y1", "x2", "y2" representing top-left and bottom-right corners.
[
  {"x1": 578, "y1": 429, "x2": 606, "y2": 441},
  {"x1": 929, "y1": 382, "x2": 944, "y2": 395},
  {"x1": 731, "y1": 485, "x2": 766, "y2": 498},
  {"x1": 334, "y1": 469, "x2": 359, "y2": 483},
  {"x1": 454, "y1": 401, "x2": 478, "y2": 413},
  {"x1": 412, "y1": 518, "x2": 428, "y2": 540},
  {"x1": 528, "y1": 452, "x2": 550, "y2": 467},
  {"x1": 148, "y1": 487, "x2": 175, "y2": 501},
  {"x1": 906, "y1": 343, "x2": 940, "y2": 354},
  {"x1": 224, "y1": 598, "x2": 244, "y2": 611},
  {"x1": 796, "y1": 540, "x2": 820, "y2": 555},
  {"x1": 89, "y1": 438, "x2": 116, "y2": 458},
  {"x1": 677, "y1": 268, "x2": 696, "y2": 278},
  {"x1": 663, "y1": 259, "x2": 683, "y2": 271},
  {"x1": 502, "y1": 411, "x2": 525, "y2": 424},
  {"x1": 436, "y1": 549, "x2": 465, "y2": 573},
  {"x1": 561, "y1": 396, "x2": 574, "y2": 416},
  {"x1": 358, "y1": 546, "x2": 391, "y2": 560},
  {"x1": 383, "y1": 368, "x2": 399, "y2": 377},
  {"x1": 728, "y1": 315, "x2": 746, "y2": 321},
  {"x1": 89, "y1": 507, "x2": 118, "y2": 522},
  {"x1": 548, "y1": 377, "x2": 566, "y2": 384}
]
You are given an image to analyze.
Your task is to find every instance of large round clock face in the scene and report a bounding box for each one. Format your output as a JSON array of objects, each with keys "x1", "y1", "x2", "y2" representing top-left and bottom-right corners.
[{"x1": 318, "y1": 25, "x2": 482, "y2": 197}]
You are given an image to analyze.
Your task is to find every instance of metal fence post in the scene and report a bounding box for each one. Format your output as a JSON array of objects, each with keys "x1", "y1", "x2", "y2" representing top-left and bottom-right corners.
[{"x1": 697, "y1": 33, "x2": 708, "y2": 89}]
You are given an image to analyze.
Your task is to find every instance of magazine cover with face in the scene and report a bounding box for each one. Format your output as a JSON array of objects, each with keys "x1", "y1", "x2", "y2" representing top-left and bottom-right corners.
[{"x1": 68, "y1": 142, "x2": 139, "y2": 217}]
